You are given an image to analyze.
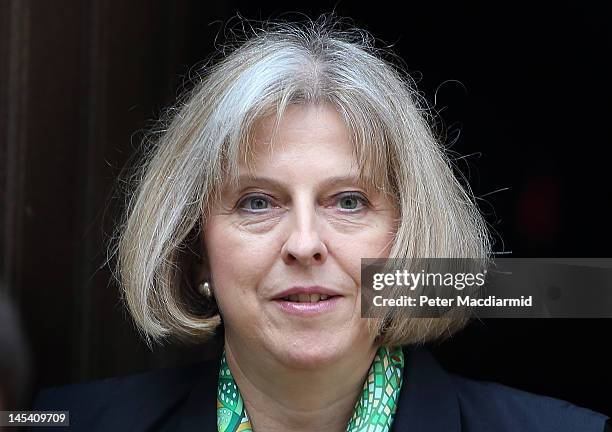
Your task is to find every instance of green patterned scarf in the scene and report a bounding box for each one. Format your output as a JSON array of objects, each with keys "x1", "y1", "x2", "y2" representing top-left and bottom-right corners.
[{"x1": 217, "y1": 346, "x2": 404, "y2": 432}]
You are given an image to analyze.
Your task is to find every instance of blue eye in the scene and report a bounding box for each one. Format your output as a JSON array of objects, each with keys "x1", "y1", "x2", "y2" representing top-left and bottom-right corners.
[
  {"x1": 238, "y1": 195, "x2": 271, "y2": 212},
  {"x1": 236, "y1": 192, "x2": 370, "y2": 214},
  {"x1": 337, "y1": 193, "x2": 369, "y2": 211}
]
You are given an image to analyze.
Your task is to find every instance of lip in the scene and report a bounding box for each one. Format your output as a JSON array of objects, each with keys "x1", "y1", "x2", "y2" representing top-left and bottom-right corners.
[
  {"x1": 273, "y1": 295, "x2": 342, "y2": 316},
  {"x1": 272, "y1": 285, "x2": 342, "y2": 300}
]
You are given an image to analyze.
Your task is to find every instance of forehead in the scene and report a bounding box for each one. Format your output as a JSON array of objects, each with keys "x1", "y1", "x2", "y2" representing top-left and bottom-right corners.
[
  {"x1": 245, "y1": 103, "x2": 354, "y2": 165},
  {"x1": 212, "y1": 102, "x2": 394, "y2": 201}
]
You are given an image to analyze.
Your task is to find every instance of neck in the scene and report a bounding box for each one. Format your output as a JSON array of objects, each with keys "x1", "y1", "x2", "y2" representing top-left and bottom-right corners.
[{"x1": 224, "y1": 336, "x2": 378, "y2": 432}]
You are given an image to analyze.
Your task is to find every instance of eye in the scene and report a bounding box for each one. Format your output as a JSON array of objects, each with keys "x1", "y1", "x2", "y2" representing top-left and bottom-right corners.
[
  {"x1": 236, "y1": 192, "x2": 370, "y2": 214},
  {"x1": 237, "y1": 194, "x2": 273, "y2": 212},
  {"x1": 336, "y1": 192, "x2": 369, "y2": 212}
]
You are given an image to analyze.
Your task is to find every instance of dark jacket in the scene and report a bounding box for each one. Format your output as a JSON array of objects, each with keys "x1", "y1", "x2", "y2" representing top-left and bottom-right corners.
[{"x1": 30, "y1": 346, "x2": 610, "y2": 431}]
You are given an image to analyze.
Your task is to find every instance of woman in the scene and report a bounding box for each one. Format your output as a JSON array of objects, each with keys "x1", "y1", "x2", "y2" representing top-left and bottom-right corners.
[{"x1": 32, "y1": 14, "x2": 610, "y2": 432}]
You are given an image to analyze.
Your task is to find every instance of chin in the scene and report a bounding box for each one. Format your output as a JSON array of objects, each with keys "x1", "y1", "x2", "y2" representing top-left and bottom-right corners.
[
  {"x1": 272, "y1": 333, "x2": 353, "y2": 371},
  {"x1": 280, "y1": 347, "x2": 341, "y2": 370}
]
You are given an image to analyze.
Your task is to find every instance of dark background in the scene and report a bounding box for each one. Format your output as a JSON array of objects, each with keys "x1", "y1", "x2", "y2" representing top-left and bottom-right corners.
[{"x1": 1, "y1": 0, "x2": 610, "y2": 416}]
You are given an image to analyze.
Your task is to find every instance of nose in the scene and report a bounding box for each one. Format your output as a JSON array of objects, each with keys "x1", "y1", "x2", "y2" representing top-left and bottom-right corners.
[{"x1": 281, "y1": 197, "x2": 328, "y2": 266}]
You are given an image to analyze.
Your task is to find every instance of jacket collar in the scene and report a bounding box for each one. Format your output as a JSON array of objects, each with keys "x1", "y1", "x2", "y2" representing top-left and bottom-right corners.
[
  {"x1": 392, "y1": 346, "x2": 461, "y2": 432},
  {"x1": 163, "y1": 345, "x2": 461, "y2": 432}
]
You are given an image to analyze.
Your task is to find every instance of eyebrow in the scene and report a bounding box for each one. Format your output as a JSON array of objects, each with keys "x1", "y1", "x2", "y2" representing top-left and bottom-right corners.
[{"x1": 234, "y1": 174, "x2": 373, "y2": 190}]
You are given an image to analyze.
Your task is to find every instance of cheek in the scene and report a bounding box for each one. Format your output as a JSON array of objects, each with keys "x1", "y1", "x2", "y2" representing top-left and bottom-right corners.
[
  {"x1": 205, "y1": 218, "x2": 250, "y2": 271},
  {"x1": 342, "y1": 222, "x2": 396, "y2": 284},
  {"x1": 355, "y1": 220, "x2": 396, "y2": 251},
  {"x1": 203, "y1": 218, "x2": 271, "y2": 304},
  {"x1": 365, "y1": 215, "x2": 397, "y2": 255}
]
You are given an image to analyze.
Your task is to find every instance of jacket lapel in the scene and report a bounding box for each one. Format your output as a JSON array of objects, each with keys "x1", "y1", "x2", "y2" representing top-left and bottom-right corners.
[
  {"x1": 392, "y1": 346, "x2": 462, "y2": 432},
  {"x1": 160, "y1": 356, "x2": 219, "y2": 432}
]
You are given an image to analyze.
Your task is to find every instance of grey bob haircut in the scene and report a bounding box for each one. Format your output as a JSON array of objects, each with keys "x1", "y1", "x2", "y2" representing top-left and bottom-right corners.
[{"x1": 111, "y1": 13, "x2": 492, "y2": 349}]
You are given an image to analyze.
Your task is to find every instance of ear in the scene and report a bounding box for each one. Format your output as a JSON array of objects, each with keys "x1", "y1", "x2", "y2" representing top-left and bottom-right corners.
[{"x1": 192, "y1": 236, "x2": 211, "y2": 286}]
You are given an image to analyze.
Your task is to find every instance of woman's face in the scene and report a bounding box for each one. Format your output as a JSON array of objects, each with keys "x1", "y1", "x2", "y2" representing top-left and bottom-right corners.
[{"x1": 202, "y1": 103, "x2": 398, "y2": 369}]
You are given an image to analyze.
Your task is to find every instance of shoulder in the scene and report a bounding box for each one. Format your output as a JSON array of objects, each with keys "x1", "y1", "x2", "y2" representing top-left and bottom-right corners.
[
  {"x1": 396, "y1": 346, "x2": 609, "y2": 432},
  {"x1": 450, "y1": 373, "x2": 609, "y2": 432},
  {"x1": 30, "y1": 358, "x2": 217, "y2": 432}
]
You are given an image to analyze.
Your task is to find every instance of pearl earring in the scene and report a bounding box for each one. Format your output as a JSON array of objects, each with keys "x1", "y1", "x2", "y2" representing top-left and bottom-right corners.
[{"x1": 198, "y1": 281, "x2": 213, "y2": 299}]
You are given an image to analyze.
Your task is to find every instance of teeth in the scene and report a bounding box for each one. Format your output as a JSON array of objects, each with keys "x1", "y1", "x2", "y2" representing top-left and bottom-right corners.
[{"x1": 281, "y1": 293, "x2": 333, "y2": 302}]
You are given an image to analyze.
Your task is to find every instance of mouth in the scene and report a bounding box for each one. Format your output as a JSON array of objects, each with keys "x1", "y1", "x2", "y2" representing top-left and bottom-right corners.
[
  {"x1": 278, "y1": 293, "x2": 337, "y2": 303},
  {"x1": 272, "y1": 286, "x2": 343, "y2": 314},
  {"x1": 273, "y1": 286, "x2": 342, "y2": 302}
]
